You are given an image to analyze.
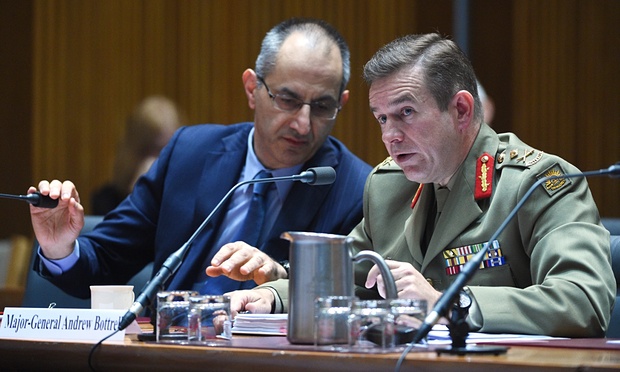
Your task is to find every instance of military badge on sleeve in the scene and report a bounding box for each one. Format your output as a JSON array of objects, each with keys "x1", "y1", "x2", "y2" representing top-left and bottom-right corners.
[{"x1": 536, "y1": 163, "x2": 572, "y2": 196}]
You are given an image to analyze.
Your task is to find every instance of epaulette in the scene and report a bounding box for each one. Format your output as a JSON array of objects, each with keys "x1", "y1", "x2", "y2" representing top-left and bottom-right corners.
[
  {"x1": 375, "y1": 156, "x2": 401, "y2": 171},
  {"x1": 496, "y1": 146, "x2": 544, "y2": 170}
]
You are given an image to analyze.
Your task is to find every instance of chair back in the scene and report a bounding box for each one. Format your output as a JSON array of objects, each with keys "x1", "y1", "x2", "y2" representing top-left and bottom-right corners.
[
  {"x1": 606, "y1": 235, "x2": 620, "y2": 337},
  {"x1": 22, "y1": 215, "x2": 153, "y2": 309}
]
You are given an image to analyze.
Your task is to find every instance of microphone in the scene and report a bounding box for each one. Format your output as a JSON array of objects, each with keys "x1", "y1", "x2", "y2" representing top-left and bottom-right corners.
[
  {"x1": 0, "y1": 192, "x2": 59, "y2": 208},
  {"x1": 118, "y1": 166, "x2": 337, "y2": 330},
  {"x1": 404, "y1": 161, "x2": 619, "y2": 349}
]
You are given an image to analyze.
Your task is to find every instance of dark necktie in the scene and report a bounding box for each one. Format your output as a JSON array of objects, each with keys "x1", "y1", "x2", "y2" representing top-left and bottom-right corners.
[
  {"x1": 422, "y1": 186, "x2": 449, "y2": 256},
  {"x1": 233, "y1": 170, "x2": 272, "y2": 246},
  {"x1": 199, "y1": 170, "x2": 272, "y2": 294}
]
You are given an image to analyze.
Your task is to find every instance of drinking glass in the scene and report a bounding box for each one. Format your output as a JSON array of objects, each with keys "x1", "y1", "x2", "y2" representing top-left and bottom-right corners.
[
  {"x1": 390, "y1": 299, "x2": 427, "y2": 345},
  {"x1": 156, "y1": 290, "x2": 198, "y2": 343},
  {"x1": 348, "y1": 299, "x2": 395, "y2": 351},
  {"x1": 314, "y1": 296, "x2": 356, "y2": 347},
  {"x1": 187, "y1": 295, "x2": 232, "y2": 345}
]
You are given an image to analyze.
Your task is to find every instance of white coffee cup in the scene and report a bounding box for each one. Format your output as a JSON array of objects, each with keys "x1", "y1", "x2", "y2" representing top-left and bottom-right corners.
[{"x1": 90, "y1": 285, "x2": 135, "y2": 310}]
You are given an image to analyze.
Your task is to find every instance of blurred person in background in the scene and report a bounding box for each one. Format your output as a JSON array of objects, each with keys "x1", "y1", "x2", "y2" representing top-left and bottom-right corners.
[{"x1": 91, "y1": 95, "x2": 183, "y2": 215}]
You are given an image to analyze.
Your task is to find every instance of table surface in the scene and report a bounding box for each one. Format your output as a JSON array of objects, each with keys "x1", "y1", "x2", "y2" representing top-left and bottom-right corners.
[{"x1": 2, "y1": 329, "x2": 620, "y2": 372}]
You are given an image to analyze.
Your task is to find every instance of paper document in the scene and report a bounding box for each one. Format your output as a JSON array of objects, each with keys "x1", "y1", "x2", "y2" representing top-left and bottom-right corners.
[
  {"x1": 428, "y1": 324, "x2": 563, "y2": 344},
  {"x1": 232, "y1": 313, "x2": 287, "y2": 336}
]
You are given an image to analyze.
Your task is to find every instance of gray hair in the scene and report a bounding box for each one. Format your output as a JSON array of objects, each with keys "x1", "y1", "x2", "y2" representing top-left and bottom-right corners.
[
  {"x1": 363, "y1": 33, "x2": 483, "y2": 123},
  {"x1": 255, "y1": 18, "x2": 350, "y2": 96}
]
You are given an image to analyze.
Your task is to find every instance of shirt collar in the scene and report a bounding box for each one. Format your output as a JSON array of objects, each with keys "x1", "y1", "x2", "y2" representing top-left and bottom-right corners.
[{"x1": 243, "y1": 127, "x2": 304, "y2": 200}]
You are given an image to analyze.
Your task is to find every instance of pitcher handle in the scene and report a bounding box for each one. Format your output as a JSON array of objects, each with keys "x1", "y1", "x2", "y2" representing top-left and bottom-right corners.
[{"x1": 353, "y1": 250, "x2": 398, "y2": 299}]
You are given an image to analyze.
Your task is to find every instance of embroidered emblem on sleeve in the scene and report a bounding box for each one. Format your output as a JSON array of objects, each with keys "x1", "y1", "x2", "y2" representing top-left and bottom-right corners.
[{"x1": 536, "y1": 163, "x2": 572, "y2": 196}]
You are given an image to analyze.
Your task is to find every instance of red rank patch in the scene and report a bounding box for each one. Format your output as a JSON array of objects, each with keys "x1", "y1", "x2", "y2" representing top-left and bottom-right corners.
[{"x1": 474, "y1": 153, "x2": 494, "y2": 200}]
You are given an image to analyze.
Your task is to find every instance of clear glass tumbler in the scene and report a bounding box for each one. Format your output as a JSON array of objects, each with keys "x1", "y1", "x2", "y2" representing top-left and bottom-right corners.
[
  {"x1": 187, "y1": 294, "x2": 231, "y2": 345},
  {"x1": 314, "y1": 296, "x2": 356, "y2": 347},
  {"x1": 348, "y1": 299, "x2": 395, "y2": 351},
  {"x1": 156, "y1": 290, "x2": 198, "y2": 343}
]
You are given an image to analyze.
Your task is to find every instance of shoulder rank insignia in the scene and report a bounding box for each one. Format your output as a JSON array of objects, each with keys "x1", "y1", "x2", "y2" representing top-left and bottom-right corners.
[
  {"x1": 496, "y1": 148, "x2": 544, "y2": 169},
  {"x1": 379, "y1": 156, "x2": 393, "y2": 167},
  {"x1": 536, "y1": 163, "x2": 572, "y2": 196},
  {"x1": 475, "y1": 153, "x2": 494, "y2": 200}
]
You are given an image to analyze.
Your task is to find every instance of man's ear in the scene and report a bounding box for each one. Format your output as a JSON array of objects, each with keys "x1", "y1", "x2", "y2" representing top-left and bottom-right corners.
[
  {"x1": 242, "y1": 69, "x2": 258, "y2": 109},
  {"x1": 339, "y1": 89, "x2": 350, "y2": 109},
  {"x1": 453, "y1": 90, "x2": 475, "y2": 130}
]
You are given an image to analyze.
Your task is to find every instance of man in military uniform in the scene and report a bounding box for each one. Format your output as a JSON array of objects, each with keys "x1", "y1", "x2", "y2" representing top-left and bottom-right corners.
[{"x1": 228, "y1": 33, "x2": 614, "y2": 337}]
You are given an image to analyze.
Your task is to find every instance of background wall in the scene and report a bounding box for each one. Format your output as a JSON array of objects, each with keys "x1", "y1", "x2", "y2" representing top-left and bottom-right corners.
[{"x1": 0, "y1": 0, "x2": 618, "y2": 239}]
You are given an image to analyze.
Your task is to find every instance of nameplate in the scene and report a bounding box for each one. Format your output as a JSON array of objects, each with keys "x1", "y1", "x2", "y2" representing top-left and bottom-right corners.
[{"x1": 0, "y1": 307, "x2": 127, "y2": 342}]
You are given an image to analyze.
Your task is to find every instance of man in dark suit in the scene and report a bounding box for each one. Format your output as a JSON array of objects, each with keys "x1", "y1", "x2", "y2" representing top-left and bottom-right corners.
[{"x1": 28, "y1": 18, "x2": 371, "y2": 298}]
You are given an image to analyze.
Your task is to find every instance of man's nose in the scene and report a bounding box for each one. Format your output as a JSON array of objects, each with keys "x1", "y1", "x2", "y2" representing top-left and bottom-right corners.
[
  {"x1": 290, "y1": 104, "x2": 312, "y2": 135},
  {"x1": 381, "y1": 121, "x2": 402, "y2": 144}
]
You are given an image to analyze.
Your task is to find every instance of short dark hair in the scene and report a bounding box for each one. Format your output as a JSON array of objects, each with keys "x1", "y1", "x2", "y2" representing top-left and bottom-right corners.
[
  {"x1": 363, "y1": 33, "x2": 482, "y2": 122},
  {"x1": 255, "y1": 18, "x2": 350, "y2": 96}
]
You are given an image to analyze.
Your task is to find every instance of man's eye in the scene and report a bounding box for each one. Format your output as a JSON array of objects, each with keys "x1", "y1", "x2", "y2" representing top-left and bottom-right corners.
[
  {"x1": 377, "y1": 115, "x2": 387, "y2": 124},
  {"x1": 401, "y1": 107, "x2": 413, "y2": 116},
  {"x1": 278, "y1": 96, "x2": 298, "y2": 106}
]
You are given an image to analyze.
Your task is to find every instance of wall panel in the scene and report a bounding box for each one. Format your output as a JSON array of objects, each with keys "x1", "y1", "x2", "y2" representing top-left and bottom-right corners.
[
  {"x1": 512, "y1": 0, "x2": 619, "y2": 217},
  {"x1": 31, "y1": 0, "x2": 418, "y2": 214},
  {"x1": 1, "y1": 0, "x2": 616, "y2": 238}
]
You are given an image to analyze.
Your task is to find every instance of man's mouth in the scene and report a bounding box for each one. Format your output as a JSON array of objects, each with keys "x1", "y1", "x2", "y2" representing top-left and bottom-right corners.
[
  {"x1": 284, "y1": 136, "x2": 309, "y2": 146},
  {"x1": 393, "y1": 152, "x2": 415, "y2": 163}
]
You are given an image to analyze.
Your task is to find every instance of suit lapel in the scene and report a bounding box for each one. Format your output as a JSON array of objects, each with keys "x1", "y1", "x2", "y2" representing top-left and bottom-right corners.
[
  {"x1": 422, "y1": 176, "x2": 482, "y2": 270},
  {"x1": 193, "y1": 128, "x2": 249, "y2": 225},
  {"x1": 421, "y1": 125, "x2": 500, "y2": 270},
  {"x1": 404, "y1": 184, "x2": 433, "y2": 268},
  {"x1": 168, "y1": 127, "x2": 249, "y2": 290}
]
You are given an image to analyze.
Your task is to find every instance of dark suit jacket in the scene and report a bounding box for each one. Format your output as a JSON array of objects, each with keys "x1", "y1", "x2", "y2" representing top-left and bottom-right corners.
[{"x1": 37, "y1": 123, "x2": 372, "y2": 297}]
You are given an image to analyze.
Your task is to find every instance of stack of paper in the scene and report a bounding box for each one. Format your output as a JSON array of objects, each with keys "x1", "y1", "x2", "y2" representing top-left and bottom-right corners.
[{"x1": 232, "y1": 313, "x2": 287, "y2": 335}]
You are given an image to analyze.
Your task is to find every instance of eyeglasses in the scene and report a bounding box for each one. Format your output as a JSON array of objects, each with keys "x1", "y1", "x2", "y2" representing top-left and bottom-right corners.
[{"x1": 257, "y1": 76, "x2": 341, "y2": 120}]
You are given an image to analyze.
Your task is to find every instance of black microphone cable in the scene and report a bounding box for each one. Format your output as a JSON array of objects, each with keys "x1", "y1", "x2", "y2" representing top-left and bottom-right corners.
[{"x1": 88, "y1": 329, "x2": 119, "y2": 372}]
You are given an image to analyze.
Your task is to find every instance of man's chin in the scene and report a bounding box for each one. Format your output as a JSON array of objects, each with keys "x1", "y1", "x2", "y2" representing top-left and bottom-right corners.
[{"x1": 400, "y1": 165, "x2": 428, "y2": 184}]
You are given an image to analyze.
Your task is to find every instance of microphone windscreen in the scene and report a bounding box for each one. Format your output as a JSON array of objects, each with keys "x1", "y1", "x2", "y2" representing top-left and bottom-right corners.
[
  {"x1": 307, "y1": 167, "x2": 336, "y2": 185},
  {"x1": 608, "y1": 162, "x2": 620, "y2": 178},
  {"x1": 29, "y1": 193, "x2": 59, "y2": 208}
]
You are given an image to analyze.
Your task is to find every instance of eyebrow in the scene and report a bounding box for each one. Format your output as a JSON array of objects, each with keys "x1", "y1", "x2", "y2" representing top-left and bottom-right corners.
[
  {"x1": 276, "y1": 86, "x2": 338, "y2": 103},
  {"x1": 370, "y1": 92, "x2": 417, "y2": 113}
]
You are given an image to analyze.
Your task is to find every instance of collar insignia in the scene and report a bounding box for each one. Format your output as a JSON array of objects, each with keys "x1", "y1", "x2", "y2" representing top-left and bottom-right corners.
[{"x1": 475, "y1": 153, "x2": 494, "y2": 200}]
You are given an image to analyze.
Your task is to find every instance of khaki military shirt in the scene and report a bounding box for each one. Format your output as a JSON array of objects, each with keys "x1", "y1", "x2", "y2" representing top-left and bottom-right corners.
[
  {"x1": 262, "y1": 124, "x2": 614, "y2": 337},
  {"x1": 349, "y1": 124, "x2": 613, "y2": 337}
]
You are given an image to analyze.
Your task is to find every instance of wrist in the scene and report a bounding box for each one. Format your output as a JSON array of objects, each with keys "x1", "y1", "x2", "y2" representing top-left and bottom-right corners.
[{"x1": 278, "y1": 260, "x2": 290, "y2": 279}]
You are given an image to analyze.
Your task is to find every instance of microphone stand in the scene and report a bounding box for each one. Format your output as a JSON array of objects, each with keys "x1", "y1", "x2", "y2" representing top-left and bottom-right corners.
[
  {"x1": 118, "y1": 167, "x2": 335, "y2": 331},
  {"x1": 396, "y1": 162, "x2": 619, "y2": 364}
]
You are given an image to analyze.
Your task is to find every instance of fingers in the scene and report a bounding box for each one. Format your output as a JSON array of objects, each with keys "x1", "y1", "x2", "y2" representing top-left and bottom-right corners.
[
  {"x1": 210, "y1": 242, "x2": 278, "y2": 279},
  {"x1": 211, "y1": 242, "x2": 257, "y2": 270},
  {"x1": 36, "y1": 180, "x2": 81, "y2": 204},
  {"x1": 365, "y1": 264, "x2": 380, "y2": 288},
  {"x1": 365, "y1": 260, "x2": 409, "y2": 297},
  {"x1": 226, "y1": 289, "x2": 274, "y2": 317}
]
